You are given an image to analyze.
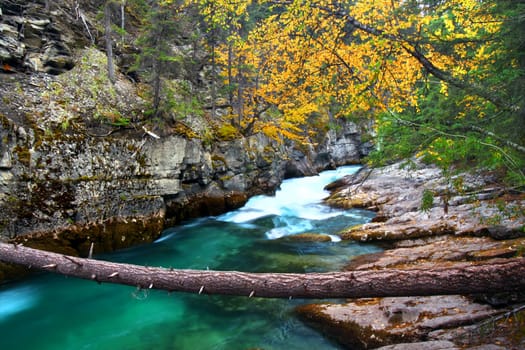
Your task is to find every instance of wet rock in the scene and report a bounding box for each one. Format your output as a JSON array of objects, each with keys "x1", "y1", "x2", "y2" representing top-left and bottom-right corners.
[
  {"x1": 296, "y1": 296, "x2": 504, "y2": 350},
  {"x1": 278, "y1": 233, "x2": 333, "y2": 242},
  {"x1": 0, "y1": 22, "x2": 25, "y2": 67},
  {"x1": 0, "y1": 0, "x2": 77, "y2": 74},
  {"x1": 374, "y1": 340, "x2": 458, "y2": 350},
  {"x1": 42, "y1": 42, "x2": 74, "y2": 75},
  {"x1": 284, "y1": 148, "x2": 318, "y2": 178},
  {"x1": 12, "y1": 213, "x2": 165, "y2": 257}
]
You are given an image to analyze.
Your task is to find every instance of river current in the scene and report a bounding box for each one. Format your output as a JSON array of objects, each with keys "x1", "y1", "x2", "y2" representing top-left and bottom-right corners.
[{"x1": 0, "y1": 165, "x2": 380, "y2": 350}]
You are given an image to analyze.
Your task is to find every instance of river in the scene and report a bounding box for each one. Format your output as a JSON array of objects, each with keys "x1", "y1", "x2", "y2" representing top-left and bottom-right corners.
[{"x1": 0, "y1": 165, "x2": 380, "y2": 350}]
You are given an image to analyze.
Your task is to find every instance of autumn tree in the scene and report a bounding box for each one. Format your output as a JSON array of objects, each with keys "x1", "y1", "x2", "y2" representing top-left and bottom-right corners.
[
  {"x1": 202, "y1": 0, "x2": 524, "y2": 183},
  {"x1": 187, "y1": 0, "x2": 276, "y2": 137},
  {"x1": 360, "y1": 0, "x2": 525, "y2": 186},
  {"x1": 150, "y1": 0, "x2": 524, "y2": 178}
]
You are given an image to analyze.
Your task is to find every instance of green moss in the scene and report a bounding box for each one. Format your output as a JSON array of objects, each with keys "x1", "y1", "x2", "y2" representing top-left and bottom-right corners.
[
  {"x1": 136, "y1": 153, "x2": 147, "y2": 168},
  {"x1": 173, "y1": 122, "x2": 199, "y2": 138},
  {"x1": 219, "y1": 174, "x2": 233, "y2": 182},
  {"x1": 10, "y1": 216, "x2": 164, "y2": 258},
  {"x1": 13, "y1": 145, "x2": 31, "y2": 166},
  {"x1": 0, "y1": 113, "x2": 11, "y2": 129}
]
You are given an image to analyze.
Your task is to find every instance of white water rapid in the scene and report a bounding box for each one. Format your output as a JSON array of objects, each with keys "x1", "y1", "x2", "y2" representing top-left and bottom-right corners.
[{"x1": 218, "y1": 165, "x2": 365, "y2": 240}]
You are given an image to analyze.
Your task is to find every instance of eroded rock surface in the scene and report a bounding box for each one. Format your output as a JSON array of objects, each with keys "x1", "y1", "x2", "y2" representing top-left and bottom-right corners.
[
  {"x1": 0, "y1": 1, "x2": 85, "y2": 74},
  {"x1": 298, "y1": 160, "x2": 525, "y2": 349},
  {"x1": 296, "y1": 296, "x2": 503, "y2": 350},
  {"x1": 326, "y1": 161, "x2": 524, "y2": 242},
  {"x1": 345, "y1": 235, "x2": 525, "y2": 270}
]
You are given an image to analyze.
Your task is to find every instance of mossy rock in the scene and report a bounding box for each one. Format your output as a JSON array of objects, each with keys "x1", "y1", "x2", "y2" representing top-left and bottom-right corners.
[{"x1": 11, "y1": 215, "x2": 164, "y2": 258}]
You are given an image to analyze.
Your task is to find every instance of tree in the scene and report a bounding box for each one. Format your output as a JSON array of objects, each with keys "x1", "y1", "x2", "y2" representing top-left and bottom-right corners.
[
  {"x1": 135, "y1": 0, "x2": 195, "y2": 119},
  {"x1": 357, "y1": 0, "x2": 525, "y2": 186},
  {"x1": 104, "y1": 1, "x2": 116, "y2": 83},
  {"x1": 1, "y1": 243, "x2": 524, "y2": 298},
  {"x1": 225, "y1": 0, "x2": 524, "y2": 183}
]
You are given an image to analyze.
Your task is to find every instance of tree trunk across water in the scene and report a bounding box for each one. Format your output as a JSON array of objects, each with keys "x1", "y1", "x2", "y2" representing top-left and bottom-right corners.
[{"x1": 1, "y1": 243, "x2": 524, "y2": 298}]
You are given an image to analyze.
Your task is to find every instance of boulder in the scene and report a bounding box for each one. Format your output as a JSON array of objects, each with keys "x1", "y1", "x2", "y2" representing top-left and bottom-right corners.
[{"x1": 296, "y1": 296, "x2": 505, "y2": 350}]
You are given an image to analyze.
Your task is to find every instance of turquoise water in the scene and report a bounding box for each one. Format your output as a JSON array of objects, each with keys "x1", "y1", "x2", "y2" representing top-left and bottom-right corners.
[{"x1": 0, "y1": 166, "x2": 380, "y2": 350}]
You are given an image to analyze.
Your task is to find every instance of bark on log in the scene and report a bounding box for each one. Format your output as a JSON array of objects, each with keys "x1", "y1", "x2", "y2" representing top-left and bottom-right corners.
[{"x1": 1, "y1": 243, "x2": 524, "y2": 299}]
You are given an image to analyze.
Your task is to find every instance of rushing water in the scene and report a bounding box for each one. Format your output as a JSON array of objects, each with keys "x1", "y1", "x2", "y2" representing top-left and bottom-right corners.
[{"x1": 0, "y1": 166, "x2": 381, "y2": 350}]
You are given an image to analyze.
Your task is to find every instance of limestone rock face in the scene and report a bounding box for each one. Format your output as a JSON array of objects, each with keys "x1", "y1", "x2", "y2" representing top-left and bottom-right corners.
[
  {"x1": 283, "y1": 119, "x2": 369, "y2": 178},
  {"x1": 0, "y1": 71, "x2": 365, "y2": 258},
  {"x1": 0, "y1": 111, "x2": 285, "y2": 250},
  {"x1": 0, "y1": 1, "x2": 80, "y2": 74}
]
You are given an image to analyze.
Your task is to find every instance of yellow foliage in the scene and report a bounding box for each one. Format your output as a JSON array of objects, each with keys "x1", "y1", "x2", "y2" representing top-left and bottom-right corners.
[
  {"x1": 217, "y1": 123, "x2": 240, "y2": 141},
  {"x1": 189, "y1": 0, "x2": 506, "y2": 141}
]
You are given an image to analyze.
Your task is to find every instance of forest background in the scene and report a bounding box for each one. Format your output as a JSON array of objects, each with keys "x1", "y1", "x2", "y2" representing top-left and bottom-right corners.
[{"x1": 104, "y1": 0, "x2": 524, "y2": 191}]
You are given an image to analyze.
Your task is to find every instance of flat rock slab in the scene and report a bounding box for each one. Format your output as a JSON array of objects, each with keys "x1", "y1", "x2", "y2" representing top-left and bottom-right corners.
[
  {"x1": 374, "y1": 340, "x2": 459, "y2": 350},
  {"x1": 326, "y1": 161, "x2": 525, "y2": 243},
  {"x1": 338, "y1": 200, "x2": 524, "y2": 242},
  {"x1": 345, "y1": 236, "x2": 525, "y2": 270},
  {"x1": 295, "y1": 295, "x2": 504, "y2": 350}
]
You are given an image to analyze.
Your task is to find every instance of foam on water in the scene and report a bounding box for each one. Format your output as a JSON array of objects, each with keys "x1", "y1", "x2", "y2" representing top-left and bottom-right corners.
[{"x1": 219, "y1": 165, "x2": 361, "y2": 239}]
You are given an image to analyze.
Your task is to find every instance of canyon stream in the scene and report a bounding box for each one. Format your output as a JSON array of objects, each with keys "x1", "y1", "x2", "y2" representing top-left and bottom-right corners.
[{"x1": 0, "y1": 165, "x2": 381, "y2": 350}]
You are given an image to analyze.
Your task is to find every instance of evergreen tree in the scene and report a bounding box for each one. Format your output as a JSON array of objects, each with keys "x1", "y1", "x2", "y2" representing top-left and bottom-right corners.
[{"x1": 134, "y1": 0, "x2": 194, "y2": 119}]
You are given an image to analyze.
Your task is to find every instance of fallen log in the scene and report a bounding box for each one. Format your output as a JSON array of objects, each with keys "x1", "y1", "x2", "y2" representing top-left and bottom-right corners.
[{"x1": 1, "y1": 242, "x2": 524, "y2": 298}]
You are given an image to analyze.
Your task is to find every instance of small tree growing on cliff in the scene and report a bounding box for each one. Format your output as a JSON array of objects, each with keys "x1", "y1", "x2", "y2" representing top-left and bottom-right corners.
[
  {"x1": 134, "y1": 0, "x2": 195, "y2": 119},
  {"x1": 103, "y1": 0, "x2": 117, "y2": 83}
]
